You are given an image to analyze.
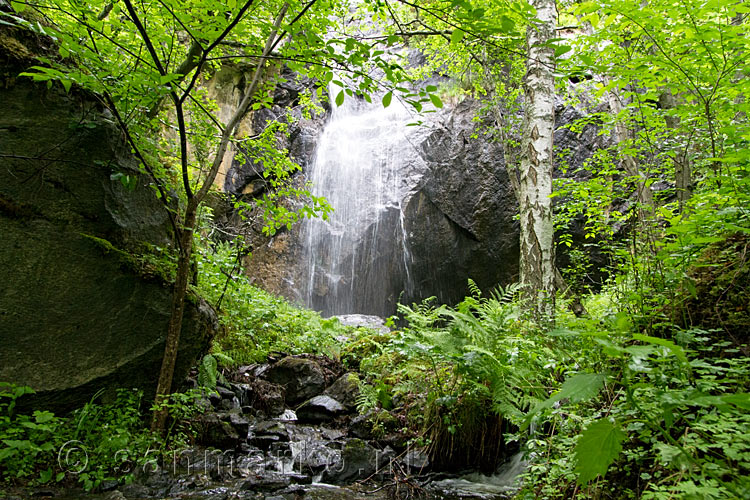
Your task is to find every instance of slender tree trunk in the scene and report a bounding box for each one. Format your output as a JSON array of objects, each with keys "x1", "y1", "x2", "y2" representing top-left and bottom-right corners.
[
  {"x1": 519, "y1": 0, "x2": 557, "y2": 322},
  {"x1": 605, "y1": 87, "x2": 655, "y2": 210},
  {"x1": 151, "y1": 200, "x2": 198, "y2": 432},
  {"x1": 149, "y1": 5, "x2": 288, "y2": 433},
  {"x1": 659, "y1": 90, "x2": 692, "y2": 213}
]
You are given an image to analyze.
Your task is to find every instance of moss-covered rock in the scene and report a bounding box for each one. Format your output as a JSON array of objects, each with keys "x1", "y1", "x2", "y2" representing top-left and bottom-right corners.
[
  {"x1": 0, "y1": 30, "x2": 216, "y2": 411},
  {"x1": 681, "y1": 232, "x2": 750, "y2": 348}
]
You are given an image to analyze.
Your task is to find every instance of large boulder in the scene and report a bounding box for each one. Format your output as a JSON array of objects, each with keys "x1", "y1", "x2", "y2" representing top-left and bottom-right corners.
[
  {"x1": 263, "y1": 357, "x2": 327, "y2": 406},
  {"x1": 0, "y1": 30, "x2": 216, "y2": 410}
]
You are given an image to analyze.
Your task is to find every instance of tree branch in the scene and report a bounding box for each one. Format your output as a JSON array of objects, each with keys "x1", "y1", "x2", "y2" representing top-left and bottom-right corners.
[{"x1": 194, "y1": 3, "x2": 289, "y2": 203}]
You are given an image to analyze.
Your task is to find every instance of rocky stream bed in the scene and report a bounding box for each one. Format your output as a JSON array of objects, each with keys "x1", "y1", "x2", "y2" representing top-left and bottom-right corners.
[{"x1": 2, "y1": 349, "x2": 525, "y2": 500}]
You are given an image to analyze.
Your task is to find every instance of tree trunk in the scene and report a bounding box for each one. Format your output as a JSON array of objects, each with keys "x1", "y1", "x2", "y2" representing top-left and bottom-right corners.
[
  {"x1": 659, "y1": 90, "x2": 692, "y2": 212},
  {"x1": 605, "y1": 88, "x2": 655, "y2": 211},
  {"x1": 519, "y1": 0, "x2": 557, "y2": 322},
  {"x1": 151, "y1": 199, "x2": 198, "y2": 432}
]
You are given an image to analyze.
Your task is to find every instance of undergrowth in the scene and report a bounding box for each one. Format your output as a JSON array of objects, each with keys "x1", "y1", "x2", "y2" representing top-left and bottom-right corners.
[
  {"x1": 195, "y1": 229, "x2": 375, "y2": 367},
  {"x1": 0, "y1": 385, "x2": 202, "y2": 491}
]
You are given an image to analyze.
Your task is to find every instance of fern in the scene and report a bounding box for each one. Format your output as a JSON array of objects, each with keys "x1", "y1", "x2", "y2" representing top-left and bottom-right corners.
[
  {"x1": 467, "y1": 278, "x2": 482, "y2": 299},
  {"x1": 197, "y1": 354, "x2": 222, "y2": 389},
  {"x1": 355, "y1": 381, "x2": 379, "y2": 413}
]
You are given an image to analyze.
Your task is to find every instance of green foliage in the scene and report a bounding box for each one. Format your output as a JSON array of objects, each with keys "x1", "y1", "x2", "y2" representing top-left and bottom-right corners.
[
  {"x1": 574, "y1": 418, "x2": 626, "y2": 485},
  {"x1": 195, "y1": 235, "x2": 371, "y2": 365},
  {"x1": 0, "y1": 385, "x2": 169, "y2": 491},
  {"x1": 0, "y1": 384, "x2": 61, "y2": 483}
]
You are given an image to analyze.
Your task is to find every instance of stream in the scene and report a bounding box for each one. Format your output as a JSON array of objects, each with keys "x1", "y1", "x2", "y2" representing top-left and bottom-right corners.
[{"x1": 6, "y1": 348, "x2": 526, "y2": 500}]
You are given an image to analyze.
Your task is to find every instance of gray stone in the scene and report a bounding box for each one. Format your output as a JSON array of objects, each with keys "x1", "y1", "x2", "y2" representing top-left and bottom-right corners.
[
  {"x1": 402, "y1": 449, "x2": 430, "y2": 471},
  {"x1": 0, "y1": 35, "x2": 216, "y2": 412},
  {"x1": 264, "y1": 357, "x2": 327, "y2": 406},
  {"x1": 195, "y1": 413, "x2": 249, "y2": 449},
  {"x1": 240, "y1": 473, "x2": 291, "y2": 492},
  {"x1": 320, "y1": 438, "x2": 379, "y2": 485},
  {"x1": 296, "y1": 395, "x2": 346, "y2": 423},
  {"x1": 323, "y1": 373, "x2": 360, "y2": 410}
]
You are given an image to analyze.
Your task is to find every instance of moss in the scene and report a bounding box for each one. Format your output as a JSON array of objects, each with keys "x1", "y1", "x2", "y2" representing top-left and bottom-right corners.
[
  {"x1": 681, "y1": 232, "x2": 750, "y2": 349},
  {"x1": 0, "y1": 195, "x2": 39, "y2": 219},
  {"x1": 80, "y1": 233, "x2": 177, "y2": 284}
]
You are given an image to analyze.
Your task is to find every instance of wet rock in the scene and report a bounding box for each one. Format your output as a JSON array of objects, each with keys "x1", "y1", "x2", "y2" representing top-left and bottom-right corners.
[
  {"x1": 120, "y1": 482, "x2": 150, "y2": 498},
  {"x1": 218, "y1": 396, "x2": 241, "y2": 412},
  {"x1": 349, "y1": 412, "x2": 375, "y2": 440},
  {"x1": 100, "y1": 479, "x2": 119, "y2": 492},
  {"x1": 250, "y1": 420, "x2": 290, "y2": 450},
  {"x1": 237, "y1": 379, "x2": 286, "y2": 417},
  {"x1": 296, "y1": 395, "x2": 346, "y2": 423},
  {"x1": 334, "y1": 315, "x2": 390, "y2": 334},
  {"x1": 323, "y1": 373, "x2": 360, "y2": 410},
  {"x1": 196, "y1": 413, "x2": 250, "y2": 449},
  {"x1": 240, "y1": 473, "x2": 292, "y2": 492},
  {"x1": 379, "y1": 432, "x2": 410, "y2": 451},
  {"x1": 264, "y1": 357, "x2": 327, "y2": 406},
  {"x1": 0, "y1": 39, "x2": 217, "y2": 412},
  {"x1": 217, "y1": 386, "x2": 235, "y2": 400},
  {"x1": 321, "y1": 438, "x2": 379, "y2": 484},
  {"x1": 402, "y1": 449, "x2": 430, "y2": 471},
  {"x1": 103, "y1": 492, "x2": 126, "y2": 500}
]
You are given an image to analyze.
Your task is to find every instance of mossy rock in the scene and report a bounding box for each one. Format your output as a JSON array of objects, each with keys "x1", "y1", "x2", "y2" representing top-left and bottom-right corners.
[
  {"x1": 0, "y1": 39, "x2": 216, "y2": 411},
  {"x1": 681, "y1": 232, "x2": 750, "y2": 348}
]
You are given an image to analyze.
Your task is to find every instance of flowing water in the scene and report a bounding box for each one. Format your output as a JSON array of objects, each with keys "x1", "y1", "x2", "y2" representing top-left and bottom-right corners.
[{"x1": 300, "y1": 88, "x2": 415, "y2": 317}]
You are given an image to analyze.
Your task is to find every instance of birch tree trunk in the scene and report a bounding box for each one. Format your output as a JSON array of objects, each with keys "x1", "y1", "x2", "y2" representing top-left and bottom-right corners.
[{"x1": 519, "y1": 0, "x2": 557, "y2": 322}]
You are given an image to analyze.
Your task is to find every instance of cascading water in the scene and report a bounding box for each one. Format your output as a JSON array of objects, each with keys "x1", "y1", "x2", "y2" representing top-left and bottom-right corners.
[{"x1": 300, "y1": 88, "x2": 416, "y2": 317}]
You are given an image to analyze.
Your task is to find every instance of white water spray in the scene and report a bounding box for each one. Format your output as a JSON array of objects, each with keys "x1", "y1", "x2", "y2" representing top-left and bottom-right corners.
[{"x1": 300, "y1": 88, "x2": 415, "y2": 317}]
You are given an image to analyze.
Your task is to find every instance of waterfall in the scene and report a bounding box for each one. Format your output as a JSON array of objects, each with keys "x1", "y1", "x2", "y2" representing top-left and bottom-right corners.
[{"x1": 299, "y1": 88, "x2": 415, "y2": 317}]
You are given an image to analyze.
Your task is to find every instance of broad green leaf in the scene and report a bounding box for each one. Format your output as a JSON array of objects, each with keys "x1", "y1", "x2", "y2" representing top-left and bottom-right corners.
[
  {"x1": 524, "y1": 373, "x2": 605, "y2": 427},
  {"x1": 574, "y1": 419, "x2": 626, "y2": 485},
  {"x1": 335, "y1": 90, "x2": 344, "y2": 107},
  {"x1": 33, "y1": 410, "x2": 55, "y2": 424},
  {"x1": 632, "y1": 333, "x2": 687, "y2": 362},
  {"x1": 429, "y1": 93, "x2": 443, "y2": 108},
  {"x1": 382, "y1": 91, "x2": 393, "y2": 108},
  {"x1": 450, "y1": 29, "x2": 465, "y2": 46}
]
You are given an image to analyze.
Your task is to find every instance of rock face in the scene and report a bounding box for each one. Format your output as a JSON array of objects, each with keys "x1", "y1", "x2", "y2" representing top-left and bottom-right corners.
[
  {"x1": 246, "y1": 85, "x2": 611, "y2": 316},
  {"x1": 0, "y1": 31, "x2": 216, "y2": 410}
]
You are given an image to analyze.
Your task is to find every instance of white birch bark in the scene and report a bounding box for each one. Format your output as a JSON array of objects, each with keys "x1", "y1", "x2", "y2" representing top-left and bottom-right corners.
[{"x1": 519, "y1": 0, "x2": 557, "y2": 321}]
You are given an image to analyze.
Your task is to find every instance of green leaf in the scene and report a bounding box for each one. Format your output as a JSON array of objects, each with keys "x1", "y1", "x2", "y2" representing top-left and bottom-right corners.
[
  {"x1": 39, "y1": 468, "x2": 53, "y2": 483},
  {"x1": 555, "y1": 44, "x2": 572, "y2": 58},
  {"x1": 524, "y1": 373, "x2": 605, "y2": 428},
  {"x1": 335, "y1": 90, "x2": 344, "y2": 107},
  {"x1": 33, "y1": 410, "x2": 56, "y2": 424},
  {"x1": 429, "y1": 93, "x2": 443, "y2": 108},
  {"x1": 574, "y1": 419, "x2": 626, "y2": 485},
  {"x1": 450, "y1": 29, "x2": 465, "y2": 46},
  {"x1": 722, "y1": 392, "x2": 750, "y2": 410},
  {"x1": 632, "y1": 333, "x2": 687, "y2": 362},
  {"x1": 382, "y1": 91, "x2": 393, "y2": 108}
]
